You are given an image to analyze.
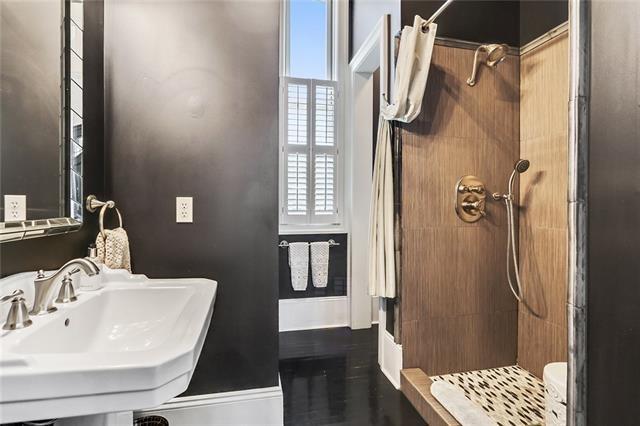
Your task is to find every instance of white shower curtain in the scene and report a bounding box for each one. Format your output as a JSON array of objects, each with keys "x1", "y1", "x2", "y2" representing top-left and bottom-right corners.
[{"x1": 369, "y1": 16, "x2": 437, "y2": 298}]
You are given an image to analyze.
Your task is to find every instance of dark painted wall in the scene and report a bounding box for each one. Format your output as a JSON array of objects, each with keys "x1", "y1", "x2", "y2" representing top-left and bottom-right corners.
[
  {"x1": 401, "y1": 0, "x2": 566, "y2": 47},
  {"x1": 587, "y1": 1, "x2": 640, "y2": 424},
  {"x1": 279, "y1": 234, "x2": 347, "y2": 299},
  {"x1": 519, "y1": 0, "x2": 567, "y2": 45},
  {"x1": 0, "y1": 1, "x2": 105, "y2": 277},
  {"x1": 1, "y1": 1, "x2": 62, "y2": 220},
  {"x1": 104, "y1": 0, "x2": 280, "y2": 395}
]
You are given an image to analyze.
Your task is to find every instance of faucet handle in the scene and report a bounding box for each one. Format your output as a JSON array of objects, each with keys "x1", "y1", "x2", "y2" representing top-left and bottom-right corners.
[
  {"x1": 1, "y1": 289, "x2": 24, "y2": 304},
  {"x1": 55, "y1": 274, "x2": 78, "y2": 304},
  {"x1": 1, "y1": 291, "x2": 32, "y2": 330}
]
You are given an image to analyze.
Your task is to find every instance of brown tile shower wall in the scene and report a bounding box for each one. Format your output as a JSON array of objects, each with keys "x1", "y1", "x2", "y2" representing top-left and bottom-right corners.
[
  {"x1": 517, "y1": 32, "x2": 569, "y2": 378},
  {"x1": 401, "y1": 44, "x2": 520, "y2": 376}
]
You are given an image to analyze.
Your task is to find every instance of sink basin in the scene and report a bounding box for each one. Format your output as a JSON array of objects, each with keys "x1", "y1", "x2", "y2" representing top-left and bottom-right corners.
[{"x1": 0, "y1": 268, "x2": 217, "y2": 423}]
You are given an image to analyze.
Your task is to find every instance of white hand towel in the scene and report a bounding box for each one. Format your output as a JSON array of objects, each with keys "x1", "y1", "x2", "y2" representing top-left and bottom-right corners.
[
  {"x1": 310, "y1": 242, "x2": 329, "y2": 288},
  {"x1": 288, "y1": 242, "x2": 309, "y2": 291},
  {"x1": 430, "y1": 381, "x2": 497, "y2": 426},
  {"x1": 96, "y1": 227, "x2": 132, "y2": 272}
]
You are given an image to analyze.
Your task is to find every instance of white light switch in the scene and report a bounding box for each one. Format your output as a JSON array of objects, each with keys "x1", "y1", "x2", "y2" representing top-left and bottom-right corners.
[
  {"x1": 176, "y1": 197, "x2": 193, "y2": 223},
  {"x1": 4, "y1": 195, "x2": 26, "y2": 222}
]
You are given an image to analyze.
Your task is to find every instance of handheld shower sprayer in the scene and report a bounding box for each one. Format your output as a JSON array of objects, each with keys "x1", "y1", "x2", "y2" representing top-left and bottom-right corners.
[{"x1": 493, "y1": 159, "x2": 530, "y2": 302}]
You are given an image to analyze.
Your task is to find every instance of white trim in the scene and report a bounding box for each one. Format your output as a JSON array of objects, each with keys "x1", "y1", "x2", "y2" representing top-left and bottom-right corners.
[
  {"x1": 136, "y1": 383, "x2": 284, "y2": 426},
  {"x1": 346, "y1": 15, "x2": 390, "y2": 330},
  {"x1": 378, "y1": 307, "x2": 403, "y2": 389},
  {"x1": 279, "y1": 296, "x2": 349, "y2": 332},
  {"x1": 279, "y1": 224, "x2": 346, "y2": 235}
]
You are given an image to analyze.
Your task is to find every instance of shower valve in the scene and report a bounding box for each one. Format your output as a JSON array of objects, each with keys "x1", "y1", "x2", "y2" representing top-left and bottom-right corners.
[{"x1": 454, "y1": 176, "x2": 487, "y2": 223}]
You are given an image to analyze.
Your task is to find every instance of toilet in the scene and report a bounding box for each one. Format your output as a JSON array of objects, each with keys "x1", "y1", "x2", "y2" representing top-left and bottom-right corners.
[{"x1": 543, "y1": 362, "x2": 567, "y2": 426}]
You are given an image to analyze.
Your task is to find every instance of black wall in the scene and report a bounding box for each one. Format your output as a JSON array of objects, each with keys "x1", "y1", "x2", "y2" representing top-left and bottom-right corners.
[
  {"x1": 402, "y1": 0, "x2": 520, "y2": 46},
  {"x1": 519, "y1": 0, "x2": 568, "y2": 45},
  {"x1": 1, "y1": 1, "x2": 63, "y2": 220},
  {"x1": 401, "y1": 0, "x2": 566, "y2": 47},
  {"x1": 104, "y1": 0, "x2": 280, "y2": 395},
  {"x1": 279, "y1": 234, "x2": 348, "y2": 299},
  {"x1": 587, "y1": 1, "x2": 640, "y2": 423},
  {"x1": 0, "y1": 1, "x2": 105, "y2": 277}
]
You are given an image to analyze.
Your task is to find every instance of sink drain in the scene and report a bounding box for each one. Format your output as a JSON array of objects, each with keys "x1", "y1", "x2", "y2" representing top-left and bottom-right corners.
[
  {"x1": 64, "y1": 318, "x2": 70, "y2": 327},
  {"x1": 134, "y1": 415, "x2": 169, "y2": 426}
]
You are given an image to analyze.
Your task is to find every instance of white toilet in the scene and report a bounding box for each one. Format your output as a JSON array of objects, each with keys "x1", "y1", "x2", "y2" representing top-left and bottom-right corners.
[{"x1": 543, "y1": 362, "x2": 567, "y2": 425}]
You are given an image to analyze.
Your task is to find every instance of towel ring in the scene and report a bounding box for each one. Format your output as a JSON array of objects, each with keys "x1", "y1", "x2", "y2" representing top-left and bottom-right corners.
[{"x1": 99, "y1": 202, "x2": 123, "y2": 239}]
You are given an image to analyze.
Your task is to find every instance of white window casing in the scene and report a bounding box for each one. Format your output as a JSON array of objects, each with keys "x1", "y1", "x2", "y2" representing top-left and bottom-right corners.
[{"x1": 280, "y1": 77, "x2": 340, "y2": 226}]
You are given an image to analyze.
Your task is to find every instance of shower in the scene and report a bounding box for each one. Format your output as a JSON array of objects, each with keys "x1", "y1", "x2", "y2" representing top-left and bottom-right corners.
[
  {"x1": 493, "y1": 159, "x2": 530, "y2": 302},
  {"x1": 466, "y1": 43, "x2": 509, "y2": 86}
]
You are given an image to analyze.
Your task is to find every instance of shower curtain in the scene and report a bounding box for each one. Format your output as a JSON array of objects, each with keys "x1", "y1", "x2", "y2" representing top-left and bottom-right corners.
[{"x1": 369, "y1": 16, "x2": 437, "y2": 298}]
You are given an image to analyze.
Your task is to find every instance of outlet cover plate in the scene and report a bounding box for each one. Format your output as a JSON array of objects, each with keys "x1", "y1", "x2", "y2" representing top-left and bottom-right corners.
[
  {"x1": 176, "y1": 196, "x2": 193, "y2": 223},
  {"x1": 4, "y1": 195, "x2": 27, "y2": 222}
]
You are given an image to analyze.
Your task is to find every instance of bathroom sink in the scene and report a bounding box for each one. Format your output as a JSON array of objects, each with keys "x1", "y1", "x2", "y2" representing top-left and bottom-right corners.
[{"x1": 0, "y1": 269, "x2": 217, "y2": 423}]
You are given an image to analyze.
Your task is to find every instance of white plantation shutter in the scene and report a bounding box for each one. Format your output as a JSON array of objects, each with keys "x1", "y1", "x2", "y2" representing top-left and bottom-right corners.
[
  {"x1": 314, "y1": 153, "x2": 335, "y2": 215},
  {"x1": 281, "y1": 77, "x2": 339, "y2": 225},
  {"x1": 287, "y1": 152, "x2": 307, "y2": 215}
]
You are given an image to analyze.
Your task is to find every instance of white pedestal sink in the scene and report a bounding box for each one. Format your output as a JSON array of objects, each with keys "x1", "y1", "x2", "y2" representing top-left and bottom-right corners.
[{"x1": 0, "y1": 268, "x2": 217, "y2": 424}]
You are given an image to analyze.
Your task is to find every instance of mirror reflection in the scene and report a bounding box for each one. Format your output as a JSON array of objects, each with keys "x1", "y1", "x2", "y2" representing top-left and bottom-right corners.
[{"x1": 0, "y1": 0, "x2": 84, "y2": 241}]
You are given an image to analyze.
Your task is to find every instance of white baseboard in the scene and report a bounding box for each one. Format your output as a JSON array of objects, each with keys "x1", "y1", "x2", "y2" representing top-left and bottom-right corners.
[
  {"x1": 279, "y1": 296, "x2": 349, "y2": 332},
  {"x1": 135, "y1": 382, "x2": 283, "y2": 426},
  {"x1": 379, "y1": 330, "x2": 403, "y2": 389}
]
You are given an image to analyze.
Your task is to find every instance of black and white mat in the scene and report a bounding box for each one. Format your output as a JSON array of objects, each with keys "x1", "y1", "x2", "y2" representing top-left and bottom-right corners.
[{"x1": 431, "y1": 365, "x2": 545, "y2": 426}]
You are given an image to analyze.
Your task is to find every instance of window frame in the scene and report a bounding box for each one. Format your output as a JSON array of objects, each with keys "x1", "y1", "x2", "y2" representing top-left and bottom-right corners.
[
  {"x1": 283, "y1": 0, "x2": 333, "y2": 80},
  {"x1": 279, "y1": 0, "x2": 343, "y2": 233}
]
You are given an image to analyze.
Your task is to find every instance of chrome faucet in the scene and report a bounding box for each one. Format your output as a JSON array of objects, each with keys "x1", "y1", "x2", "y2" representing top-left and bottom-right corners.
[{"x1": 31, "y1": 258, "x2": 100, "y2": 315}]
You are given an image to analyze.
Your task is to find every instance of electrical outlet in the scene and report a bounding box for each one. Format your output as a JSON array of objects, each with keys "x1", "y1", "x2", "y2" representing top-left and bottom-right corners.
[
  {"x1": 4, "y1": 195, "x2": 26, "y2": 222},
  {"x1": 176, "y1": 196, "x2": 193, "y2": 223}
]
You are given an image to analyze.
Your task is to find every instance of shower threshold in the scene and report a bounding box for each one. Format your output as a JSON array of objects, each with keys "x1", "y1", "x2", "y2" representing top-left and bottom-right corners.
[{"x1": 401, "y1": 365, "x2": 545, "y2": 426}]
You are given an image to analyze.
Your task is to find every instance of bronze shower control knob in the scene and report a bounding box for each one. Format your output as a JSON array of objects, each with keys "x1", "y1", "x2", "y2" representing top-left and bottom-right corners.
[{"x1": 454, "y1": 175, "x2": 487, "y2": 223}]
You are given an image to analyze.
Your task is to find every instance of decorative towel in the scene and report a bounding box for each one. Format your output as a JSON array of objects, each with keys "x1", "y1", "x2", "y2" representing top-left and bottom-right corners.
[
  {"x1": 95, "y1": 227, "x2": 132, "y2": 272},
  {"x1": 288, "y1": 242, "x2": 309, "y2": 291},
  {"x1": 430, "y1": 381, "x2": 497, "y2": 426},
  {"x1": 369, "y1": 15, "x2": 437, "y2": 298},
  {"x1": 310, "y1": 242, "x2": 329, "y2": 288}
]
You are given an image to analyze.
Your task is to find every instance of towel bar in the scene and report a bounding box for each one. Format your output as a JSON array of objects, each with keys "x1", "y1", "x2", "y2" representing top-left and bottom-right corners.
[{"x1": 279, "y1": 239, "x2": 340, "y2": 248}]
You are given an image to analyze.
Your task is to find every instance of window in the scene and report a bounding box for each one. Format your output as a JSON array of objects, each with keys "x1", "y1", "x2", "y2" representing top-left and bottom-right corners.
[{"x1": 280, "y1": 0, "x2": 340, "y2": 228}]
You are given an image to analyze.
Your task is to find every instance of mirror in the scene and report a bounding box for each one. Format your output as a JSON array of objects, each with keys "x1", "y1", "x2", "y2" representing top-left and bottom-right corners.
[{"x1": 0, "y1": 0, "x2": 85, "y2": 242}]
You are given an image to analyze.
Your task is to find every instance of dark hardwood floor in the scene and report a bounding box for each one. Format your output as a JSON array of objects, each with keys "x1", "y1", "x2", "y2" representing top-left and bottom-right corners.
[{"x1": 279, "y1": 326, "x2": 425, "y2": 426}]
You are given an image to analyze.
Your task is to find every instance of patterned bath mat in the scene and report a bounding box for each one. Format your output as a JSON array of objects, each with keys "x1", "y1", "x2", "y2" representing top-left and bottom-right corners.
[{"x1": 431, "y1": 365, "x2": 545, "y2": 426}]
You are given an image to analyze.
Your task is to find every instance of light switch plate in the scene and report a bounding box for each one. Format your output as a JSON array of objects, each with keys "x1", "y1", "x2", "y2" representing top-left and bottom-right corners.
[
  {"x1": 176, "y1": 196, "x2": 193, "y2": 223},
  {"x1": 4, "y1": 195, "x2": 27, "y2": 222}
]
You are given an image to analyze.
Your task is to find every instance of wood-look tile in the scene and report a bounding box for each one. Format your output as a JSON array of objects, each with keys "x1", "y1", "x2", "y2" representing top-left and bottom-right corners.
[
  {"x1": 406, "y1": 46, "x2": 518, "y2": 142},
  {"x1": 418, "y1": 310, "x2": 518, "y2": 376},
  {"x1": 520, "y1": 33, "x2": 569, "y2": 141},
  {"x1": 401, "y1": 43, "x2": 519, "y2": 379},
  {"x1": 517, "y1": 32, "x2": 569, "y2": 379},
  {"x1": 519, "y1": 227, "x2": 568, "y2": 327},
  {"x1": 517, "y1": 311, "x2": 568, "y2": 378},
  {"x1": 401, "y1": 369, "x2": 460, "y2": 426},
  {"x1": 520, "y1": 134, "x2": 569, "y2": 230},
  {"x1": 402, "y1": 319, "x2": 420, "y2": 368}
]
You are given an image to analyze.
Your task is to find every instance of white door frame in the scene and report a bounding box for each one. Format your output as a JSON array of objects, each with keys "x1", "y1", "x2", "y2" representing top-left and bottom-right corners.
[
  {"x1": 345, "y1": 14, "x2": 402, "y2": 389},
  {"x1": 346, "y1": 14, "x2": 390, "y2": 331}
]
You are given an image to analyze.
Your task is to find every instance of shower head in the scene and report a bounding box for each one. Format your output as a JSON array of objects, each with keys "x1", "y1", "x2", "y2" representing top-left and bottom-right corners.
[
  {"x1": 506, "y1": 159, "x2": 531, "y2": 197},
  {"x1": 514, "y1": 159, "x2": 530, "y2": 174},
  {"x1": 466, "y1": 43, "x2": 510, "y2": 86},
  {"x1": 485, "y1": 44, "x2": 509, "y2": 66}
]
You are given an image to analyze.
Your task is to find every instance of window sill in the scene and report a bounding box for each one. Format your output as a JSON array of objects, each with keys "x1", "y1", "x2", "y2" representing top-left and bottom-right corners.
[{"x1": 279, "y1": 224, "x2": 346, "y2": 235}]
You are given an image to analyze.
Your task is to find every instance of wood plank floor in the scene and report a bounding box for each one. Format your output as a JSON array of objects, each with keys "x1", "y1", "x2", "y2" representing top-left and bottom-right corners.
[{"x1": 279, "y1": 326, "x2": 425, "y2": 425}]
